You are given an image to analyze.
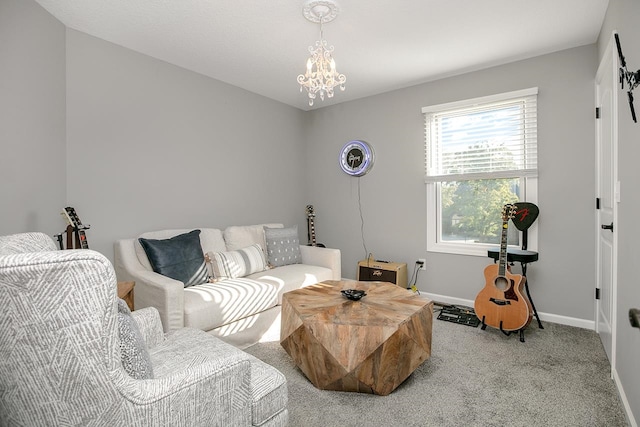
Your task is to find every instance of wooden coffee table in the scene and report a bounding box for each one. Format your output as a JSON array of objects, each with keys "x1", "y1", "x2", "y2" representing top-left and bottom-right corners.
[{"x1": 280, "y1": 280, "x2": 433, "y2": 395}]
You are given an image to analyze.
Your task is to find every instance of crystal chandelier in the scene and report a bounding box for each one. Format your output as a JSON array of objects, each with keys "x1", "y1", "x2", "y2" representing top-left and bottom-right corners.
[{"x1": 297, "y1": 0, "x2": 346, "y2": 107}]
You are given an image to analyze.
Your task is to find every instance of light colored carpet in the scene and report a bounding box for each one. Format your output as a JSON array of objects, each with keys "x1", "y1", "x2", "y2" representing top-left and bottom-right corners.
[{"x1": 245, "y1": 310, "x2": 628, "y2": 427}]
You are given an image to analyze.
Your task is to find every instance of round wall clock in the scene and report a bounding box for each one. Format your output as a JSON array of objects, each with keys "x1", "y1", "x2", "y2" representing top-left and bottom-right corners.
[{"x1": 339, "y1": 140, "x2": 375, "y2": 176}]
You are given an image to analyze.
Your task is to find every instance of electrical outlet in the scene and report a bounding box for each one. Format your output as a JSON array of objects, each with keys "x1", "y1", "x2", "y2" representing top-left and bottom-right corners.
[{"x1": 417, "y1": 258, "x2": 426, "y2": 270}]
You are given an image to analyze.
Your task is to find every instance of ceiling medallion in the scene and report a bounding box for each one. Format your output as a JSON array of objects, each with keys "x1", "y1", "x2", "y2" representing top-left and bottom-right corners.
[{"x1": 302, "y1": 0, "x2": 339, "y2": 23}]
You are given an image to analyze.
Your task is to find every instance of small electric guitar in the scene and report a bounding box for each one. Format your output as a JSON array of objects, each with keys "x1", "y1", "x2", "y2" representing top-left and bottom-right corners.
[
  {"x1": 61, "y1": 207, "x2": 90, "y2": 249},
  {"x1": 474, "y1": 204, "x2": 532, "y2": 333},
  {"x1": 306, "y1": 205, "x2": 325, "y2": 247}
]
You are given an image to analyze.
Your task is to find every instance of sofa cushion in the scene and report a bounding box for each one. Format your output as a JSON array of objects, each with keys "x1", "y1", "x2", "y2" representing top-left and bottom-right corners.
[
  {"x1": 224, "y1": 224, "x2": 283, "y2": 253},
  {"x1": 207, "y1": 244, "x2": 267, "y2": 280},
  {"x1": 148, "y1": 328, "x2": 287, "y2": 426},
  {"x1": 183, "y1": 278, "x2": 278, "y2": 331},
  {"x1": 247, "y1": 263, "x2": 334, "y2": 303},
  {"x1": 138, "y1": 230, "x2": 209, "y2": 287},
  {"x1": 264, "y1": 226, "x2": 302, "y2": 267},
  {"x1": 117, "y1": 298, "x2": 154, "y2": 379}
]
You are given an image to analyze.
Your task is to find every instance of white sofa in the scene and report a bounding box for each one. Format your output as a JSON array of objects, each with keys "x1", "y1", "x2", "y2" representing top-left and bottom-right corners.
[{"x1": 114, "y1": 224, "x2": 341, "y2": 349}]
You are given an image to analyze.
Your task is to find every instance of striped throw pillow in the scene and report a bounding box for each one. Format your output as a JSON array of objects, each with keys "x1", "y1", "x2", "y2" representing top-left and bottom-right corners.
[{"x1": 207, "y1": 244, "x2": 267, "y2": 280}]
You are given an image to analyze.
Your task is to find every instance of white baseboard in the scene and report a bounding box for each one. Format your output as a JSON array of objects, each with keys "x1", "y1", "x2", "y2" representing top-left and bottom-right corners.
[
  {"x1": 421, "y1": 292, "x2": 595, "y2": 330},
  {"x1": 612, "y1": 367, "x2": 637, "y2": 427}
]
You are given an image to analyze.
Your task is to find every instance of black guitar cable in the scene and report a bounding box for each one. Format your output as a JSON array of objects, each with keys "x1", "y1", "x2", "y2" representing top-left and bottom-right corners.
[{"x1": 408, "y1": 261, "x2": 421, "y2": 295}]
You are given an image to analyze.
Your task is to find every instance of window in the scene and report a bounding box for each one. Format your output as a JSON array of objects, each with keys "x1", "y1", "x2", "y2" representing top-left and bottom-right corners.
[{"x1": 423, "y1": 88, "x2": 538, "y2": 256}]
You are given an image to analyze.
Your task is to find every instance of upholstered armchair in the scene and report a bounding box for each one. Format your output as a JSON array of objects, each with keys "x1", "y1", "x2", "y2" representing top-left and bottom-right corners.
[{"x1": 0, "y1": 232, "x2": 288, "y2": 426}]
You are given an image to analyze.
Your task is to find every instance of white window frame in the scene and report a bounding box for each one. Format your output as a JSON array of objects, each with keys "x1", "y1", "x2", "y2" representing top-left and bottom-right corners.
[{"x1": 423, "y1": 88, "x2": 539, "y2": 257}]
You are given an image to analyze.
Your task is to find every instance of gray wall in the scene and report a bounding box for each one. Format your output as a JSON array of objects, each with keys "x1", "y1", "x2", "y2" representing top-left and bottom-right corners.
[
  {"x1": 65, "y1": 30, "x2": 307, "y2": 257},
  {"x1": 306, "y1": 45, "x2": 598, "y2": 323},
  {"x1": 598, "y1": 0, "x2": 640, "y2": 422},
  {"x1": 2, "y1": 1, "x2": 599, "y2": 324},
  {"x1": 0, "y1": 0, "x2": 66, "y2": 237}
]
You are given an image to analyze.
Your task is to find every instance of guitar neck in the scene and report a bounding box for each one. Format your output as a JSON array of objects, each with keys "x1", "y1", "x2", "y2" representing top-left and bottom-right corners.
[
  {"x1": 308, "y1": 217, "x2": 317, "y2": 246},
  {"x1": 498, "y1": 219, "x2": 509, "y2": 276}
]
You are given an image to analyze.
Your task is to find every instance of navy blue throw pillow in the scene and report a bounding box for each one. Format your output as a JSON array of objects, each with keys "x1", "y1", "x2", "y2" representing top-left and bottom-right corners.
[{"x1": 138, "y1": 230, "x2": 208, "y2": 287}]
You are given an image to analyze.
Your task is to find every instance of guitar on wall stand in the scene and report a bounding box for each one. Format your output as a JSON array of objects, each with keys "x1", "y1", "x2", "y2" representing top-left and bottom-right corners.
[
  {"x1": 61, "y1": 207, "x2": 90, "y2": 249},
  {"x1": 305, "y1": 205, "x2": 325, "y2": 248},
  {"x1": 474, "y1": 204, "x2": 533, "y2": 342}
]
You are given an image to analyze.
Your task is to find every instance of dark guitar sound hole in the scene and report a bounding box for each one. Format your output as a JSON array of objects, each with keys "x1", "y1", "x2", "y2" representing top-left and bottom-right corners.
[{"x1": 494, "y1": 276, "x2": 509, "y2": 291}]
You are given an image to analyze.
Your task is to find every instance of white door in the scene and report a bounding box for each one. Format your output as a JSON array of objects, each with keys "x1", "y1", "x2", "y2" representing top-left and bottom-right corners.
[{"x1": 595, "y1": 33, "x2": 618, "y2": 365}]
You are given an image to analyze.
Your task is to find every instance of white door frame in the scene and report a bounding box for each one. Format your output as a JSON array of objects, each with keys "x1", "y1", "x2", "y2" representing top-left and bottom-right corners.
[{"x1": 595, "y1": 31, "x2": 619, "y2": 369}]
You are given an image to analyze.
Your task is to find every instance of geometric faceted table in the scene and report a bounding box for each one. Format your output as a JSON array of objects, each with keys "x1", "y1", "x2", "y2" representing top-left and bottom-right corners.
[{"x1": 280, "y1": 280, "x2": 433, "y2": 395}]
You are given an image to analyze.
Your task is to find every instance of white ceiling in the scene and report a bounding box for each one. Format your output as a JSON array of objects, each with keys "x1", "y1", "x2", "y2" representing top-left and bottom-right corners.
[{"x1": 34, "y1": 0, "x2": 609, "y2": 111}]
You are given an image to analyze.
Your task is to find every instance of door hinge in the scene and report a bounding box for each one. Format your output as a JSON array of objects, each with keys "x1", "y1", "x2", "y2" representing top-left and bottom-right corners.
[
  {"x1": 595, "y1": 288, "x2": 601, "y2": 300},
  {"x1": 596, "y1": 107, "x2": 601, "y2": 119},
  {"x1": 596, "y1": 197, "x2": 601, "y2": 209}
]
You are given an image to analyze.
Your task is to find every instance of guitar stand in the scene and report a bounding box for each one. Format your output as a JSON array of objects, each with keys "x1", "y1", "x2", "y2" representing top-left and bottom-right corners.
[
  {"x1": 54, "y1": 233, "x2": 64, "y2": 250},
  {"x1": 480, "y1": 317, "x2": 527, "y2": 343},
  {"x1": 519, "y1": 262, "x2": 544, "y2": 330}
]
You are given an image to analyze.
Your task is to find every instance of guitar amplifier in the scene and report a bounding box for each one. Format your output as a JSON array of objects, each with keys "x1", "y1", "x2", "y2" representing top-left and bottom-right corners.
[{"x1": 357, "y1": 260, "x2": 408, "y2": 288}]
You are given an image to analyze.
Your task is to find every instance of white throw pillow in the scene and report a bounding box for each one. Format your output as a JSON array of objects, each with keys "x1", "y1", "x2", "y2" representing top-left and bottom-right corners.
[{"x1": 223, "y1": 224, "x2": 283, "y2": 253}]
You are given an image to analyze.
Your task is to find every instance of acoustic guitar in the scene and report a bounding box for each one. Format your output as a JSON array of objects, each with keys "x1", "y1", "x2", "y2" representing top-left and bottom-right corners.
[{"x1": 474, "y1": 204, "x2": 532, "y2": 332}]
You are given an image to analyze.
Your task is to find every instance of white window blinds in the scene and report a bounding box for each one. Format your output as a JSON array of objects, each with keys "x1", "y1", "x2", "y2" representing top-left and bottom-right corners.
[{"x1": 423, "y1": 88, "x2": 538, "y2": 183}]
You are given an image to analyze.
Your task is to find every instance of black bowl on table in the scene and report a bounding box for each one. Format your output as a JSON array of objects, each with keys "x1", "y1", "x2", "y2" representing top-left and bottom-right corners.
[{"x1": 341, "y1": 289, "x2": 366, "y2": 301}]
